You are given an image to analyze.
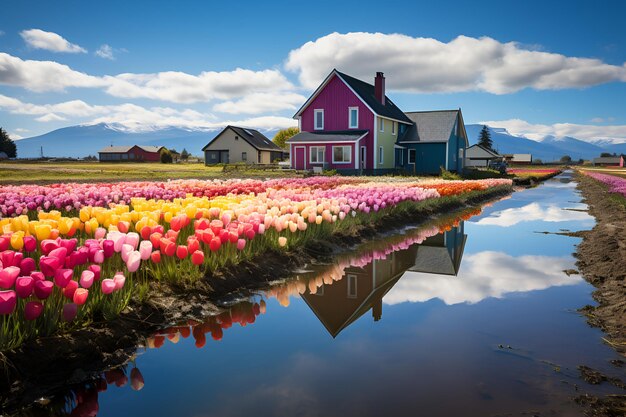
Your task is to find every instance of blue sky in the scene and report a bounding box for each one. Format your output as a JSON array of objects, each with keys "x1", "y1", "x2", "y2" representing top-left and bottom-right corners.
[{"x1": 1, "y1": 0, "x2": 625, "y2": 142}]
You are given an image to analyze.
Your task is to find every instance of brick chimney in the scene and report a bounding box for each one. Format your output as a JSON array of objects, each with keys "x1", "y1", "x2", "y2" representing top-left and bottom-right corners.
[{"x1": 374, "y1": 72, "x2": 385, "y2": 105}]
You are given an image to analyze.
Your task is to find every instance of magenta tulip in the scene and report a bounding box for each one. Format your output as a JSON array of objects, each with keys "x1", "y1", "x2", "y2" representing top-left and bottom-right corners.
[
  {"x1": 101, "y1": 279, "x2": 116, "y2": 295},
  {"x1": 88, "y1": 264, "x2": 101, "y2": 281},
  {"x1": 0, "y1": 251, "x2": 18, "y2": 267},
  {"x1": 63, "y1": 280, "x2": 78, "y2": 300},
  {"x1": 62, "y1": 303, "x2": 78, "y2": 322},
  {"x1": 0, "y1": 237, "x2": 9, "y2": 252},
  {"x1": 40, "y1": 239, "x2": 59, "y2": 255},
  {"x1": 80, "y1": 270, "x2": 95, "y2": 289},
  {"x1": 0, "y1": 290, "x2": 17, "y2": 315},
  {"x1": 23, "y1": 236, "x2": 37, "y2": 252},
  {"x1": 48, "y1": 247, "x2": 68, "y2": 262},
  {"x1": 54, "y1": 268, "x2": 73, "y2": 288},
  {"x1": 19, "y1": 257, "x2": 36, "y2": 276},
  {"x1": 30, "y1": 271, "x2": 45, "y2": 281},
  {"x1": 73, "y1": 288, "x2": 89, "y2": 306},
  {"x1": 113, "y1": 274, "x2": 126, "y2": 291},
  {"x1": 34, "y1": 280, "x2": 54, "y2": 299},
  {"x1": 0, "y1": 266, "x2": 20, "y2": 289},
  {"x1": 15, "y1": 276, "x2": 34, "y2": 298},
  {"x1": 102, "y1": 239, "x2": 115, "y2": 258},
  {"x1": 40, "y1": 256, "x2": 62, "y2": 277},
  {"x1": 24, "y1": 301, "x2": 43, "y2": 320},
  {"x1": 59, "y1": 238, "x2": 77, "y2": 253}
]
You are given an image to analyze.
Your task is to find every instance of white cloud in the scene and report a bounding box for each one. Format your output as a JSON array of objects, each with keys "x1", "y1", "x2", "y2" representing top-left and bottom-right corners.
[
  {"x1": 212, "y1": 92, "x2": 307, "y2": 114},
  {"x1": 0, "y1": 31, "x2": 5, "y2": 37},
  {"x1": 286, "y1": 32, "x2": 626, "y2": 94},
  {"x1": 384, "y1": 251, "x2": 581, "y2": 305},
  {"x1": 14, "y1": 128, "x2": 29, "y2": 133},
  {"x1": 0, "y1": 53, "x2": 106, "y2": 92},
  {"x1": 479, "y1": 118, "x2": 626, "y2": 143},
  {"x1": 20, "y1": 29, "x2": 86, "y2": 53},
  {"x1": 474, "y1": 202, "x2": 593, "y2": 227},
  {"x1": 35, "y1": 113, "x2": 67, "y2": 122},
  {"x1": 7, "y1": 131, "x2": 23, "y2": 140},
  {"x1": 95, "y1": 44, "x2": 115, "y2": 60}
]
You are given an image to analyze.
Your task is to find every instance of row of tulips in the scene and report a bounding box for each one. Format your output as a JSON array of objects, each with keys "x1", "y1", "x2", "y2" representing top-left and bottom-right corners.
[
  {"x1": 507, "y1": 168, "x2": 562, "y2": 178},
  {"x1": 581, "y1": 171, "x2": 626, "y2": 198},
  {"x1": 0, "y1": 177, "x2": 511, "y2": 350}
]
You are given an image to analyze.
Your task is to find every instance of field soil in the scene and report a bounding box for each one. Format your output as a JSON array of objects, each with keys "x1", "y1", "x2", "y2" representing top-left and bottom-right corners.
[{"x1": 0, "y1": 185, "x2": 512, "y2": 413}]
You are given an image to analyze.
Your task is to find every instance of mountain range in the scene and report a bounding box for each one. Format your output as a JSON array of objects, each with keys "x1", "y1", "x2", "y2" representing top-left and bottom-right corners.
[{"x1": 13, "y1": 122, "x2": 626, "y2": 161}]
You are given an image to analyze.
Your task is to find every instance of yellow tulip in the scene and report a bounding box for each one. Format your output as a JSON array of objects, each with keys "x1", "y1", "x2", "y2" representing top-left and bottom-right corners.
[
  {"x1": 10, "y1": 232, "x2": 24, "y2": 250},
  {"x1": 35, "y1": 224, "x2": 52, "y2": 241}
]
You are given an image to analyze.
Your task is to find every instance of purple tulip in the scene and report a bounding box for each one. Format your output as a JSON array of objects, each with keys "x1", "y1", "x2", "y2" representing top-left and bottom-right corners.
[{"x1": 62, "y1": 303, "x2": 78, "y2": 321}]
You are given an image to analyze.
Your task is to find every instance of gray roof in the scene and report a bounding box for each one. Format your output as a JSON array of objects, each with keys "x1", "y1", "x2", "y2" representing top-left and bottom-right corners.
[
  {"x1": 286, "y1": 130, "x2": 368, "y2": 144},
  {"x1": 399, "y1": 110, "x2": 459, "y2": 143},
  {"x1": 98, "y1": 145, "x2": 163, "y2": 153},
  {"x1": 466, "y1": 144, "x2": 501, "y2": 158},
  {"x1": 593, "y1": 156, "x2": 622, "y2": 163},
  {"x1": 203, "y1": 126, "x2": 283, "y2": 152}
]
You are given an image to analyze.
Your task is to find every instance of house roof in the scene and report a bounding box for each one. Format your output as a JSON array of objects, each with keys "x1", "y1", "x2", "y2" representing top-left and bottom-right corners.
[
  {"x1": 286, "y1": 130, "x2": 368, "y2": 144},
  {"x1": 202, "y1": 126, "x2": 283, "y2": 152},
  {"x1": 466, "y1": 144, "x2": 501, "y2": 158},
  {"x1": 399, "y1": 110, "x2": 461, "y2": 143},
  {"x1": 293, "y1": 69, "x2": 413, "y2": 124},
  {"x1": 593, "y1": 156, "x2": 622, "y2": 163},
  {"x1": 98, "y1": 145, "x2": 163, "y2": 154}
]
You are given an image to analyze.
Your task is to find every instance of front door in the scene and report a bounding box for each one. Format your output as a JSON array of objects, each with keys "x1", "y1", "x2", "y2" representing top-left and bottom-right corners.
[
  {"x1": 294, "y1": 147, "x2": 305, "y2": 170},
  {"x1": 220, "y1": 151, "x2": 229, "y2": 164}
]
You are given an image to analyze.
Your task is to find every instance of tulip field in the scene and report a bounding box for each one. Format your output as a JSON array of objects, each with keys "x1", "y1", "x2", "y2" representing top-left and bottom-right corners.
[
  {"x1": 0, "y1": 176, "x2": 511, "y2": 350},
  {"x1": 581, "y1": 171, "x2": 626, "y2": 198},
  {"x1": 507, "y1": 168, "x2": 562, "y2": 180}
]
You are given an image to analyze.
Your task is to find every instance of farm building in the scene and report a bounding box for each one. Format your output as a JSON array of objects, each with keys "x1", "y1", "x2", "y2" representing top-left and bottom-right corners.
[
  {"x1": 465, "y1": 144, "x2": 502, "y2": 168},
  {"x1": 202, "y1": 126, "x2": 285, "y2": 165},
  {"x1": 287, "y1": 69, "x2": 467, "y2": 174},
  {"x1": 504, "y1": 154, "x2": 532, "y2": 165},
  {"x1": 98, "y1": 145, "x2": 164, "y2": 162},
  {"x1": 592, "y1": 156, "x2": 624, "y2": 167}
]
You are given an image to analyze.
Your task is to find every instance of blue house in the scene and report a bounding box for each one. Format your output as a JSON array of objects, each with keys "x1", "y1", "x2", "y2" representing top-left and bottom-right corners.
[{"x1": 395, "y1": 110, "x2": 469, "y2": 174}]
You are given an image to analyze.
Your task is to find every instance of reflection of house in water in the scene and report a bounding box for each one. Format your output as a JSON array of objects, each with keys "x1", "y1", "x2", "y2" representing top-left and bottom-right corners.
[{"x1": 301, "y1": 223, "x2": 467, "y2": 337}]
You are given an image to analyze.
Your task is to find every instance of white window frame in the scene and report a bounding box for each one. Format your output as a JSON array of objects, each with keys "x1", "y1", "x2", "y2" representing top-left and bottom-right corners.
[
  {"x1": 309, "y1": 146, "x2": 325, "y2": 164},
  {"x1": 392, "y1": 121, "x2": 396, "y2": 135},
  {"x1": 314, "y1": 109, "x2": 324, "y2": 130},
  {"x1": 347, "y1": 274, "x2": 357, "y2": 298},
  {"x1": 378, "y1": 146, "x2": 384, "y2": 165},
  {"x1": 332, "y1": 146, "x2": 352, "y2": 164},
  {"x1": 408, "y1": 149, "x2": 416, "y2": 164},
  {"x1": 379, "y1": 117, "x2": 384, "y2": 132},
  {"x1": 348, "y1": 107, "x2": 359, "y2": 129}
]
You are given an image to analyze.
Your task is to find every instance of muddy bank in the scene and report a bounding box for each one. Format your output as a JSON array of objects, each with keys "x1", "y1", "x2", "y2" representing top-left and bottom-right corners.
[
  {"x1": 512, "y1": 170, "x2": 563, "y2": 186},
  {"x1": 0, "y1": 185, "x2": 512, "y2": 413},
  {"x1": 574, "y1": 174, "x2": 626, "y2": 356}
]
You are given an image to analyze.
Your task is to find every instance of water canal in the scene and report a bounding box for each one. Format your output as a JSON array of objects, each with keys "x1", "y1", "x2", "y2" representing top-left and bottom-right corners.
[{"x1": 17, "y1": 172, "x2": 626, "y2": 416}]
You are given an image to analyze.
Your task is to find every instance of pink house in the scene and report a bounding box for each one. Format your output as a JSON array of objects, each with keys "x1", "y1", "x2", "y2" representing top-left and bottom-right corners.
[{"x1": 287, "y1": 69, "x2": 413, "y2": 173}]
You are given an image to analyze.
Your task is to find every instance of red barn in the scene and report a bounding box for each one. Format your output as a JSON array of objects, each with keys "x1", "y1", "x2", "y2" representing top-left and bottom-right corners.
[{"x1": 98, "y1": 145, "x2": 164, "y2": 162}]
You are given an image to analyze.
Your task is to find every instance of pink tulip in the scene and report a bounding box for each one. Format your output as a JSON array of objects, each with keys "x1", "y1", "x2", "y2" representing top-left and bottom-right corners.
[
  {"x1": 48, "y1": 247, "x2": 68, "y2": 262},
  {"x1": 113, "y1": 273, "x2": 126, "y2": 290},
  {"x1": 126, "y1": 251, "x2": 141, "y2": 273},
  {"x1": 130, "y1": 368, "x2": 145, "y2": 391},
  {"x1": 236, "y1": 239, "x2": 246, "y2": 251},
  {"x1": 40, "y1": 239, "x2": 59, "y2": 255},
  {"x1": 34, "y1": 280, "x2": 54, "y2": 299},
  {"x1": 15, "y1": 276, "x2": 34, "y2": 298},
  {"x1": 80, "y1": 270, "x2": 95, "y2": 289},
  {"x1": 23, "y1": 236, "x2": 37, "y2": 252},
  {"x1": 93, "y1": 250, "x2": 105, "y2": 264},
  {"x1": 101, "y1": 279, "x2": 116, "y2": 295},
  {"x1": 108, "y1": 232, "x2": 126, "y2": 252},
  {"x1": 40, "y1": 256, "x2": 63, "y2": 277},
  {"x1": 30, "y1": 271, "x2": 45, "y2": 281},
  {"x1": 139, "y1": 241, "x2": 152, "y2": 260},
  {"x1": 88, "y1": 264, "x2": 101, "y2": 281},
  {"x1": 63, "y1": 280, "x2": 78, "y2": 300},
  {"x1": 125, "y1": 232, "x2": 140, "y2": 250},
  {"x1": 257, "y1": 224, "x2": 265, "y2": 234},
  {"x1": 0, "y1": 237, "x2": 8, "y2": 252},
  {"x1": 0, "y1": 290, "x2": 17, "y2": 315},
  {"x1": 62, "y1": 303, "x2": 78, "y2": 321},
  {"x1": 95, "y1": 227, "x2": 106, "y2": 240},
  {"x1": 54, "y1": 268, "x2": 73, "y2": 288},
  {"x1": 73, "y1": 288, "x2": 89, "y2": 305},
  {"x1": 0, "y1": 266, "x2": 20, "y2": 289},
  {"x1": 24, "y1": 301, "x2": 43, "y2": 320},
  {"x1": 121, "y1": 244, "x2": 133, "y2": 263}
]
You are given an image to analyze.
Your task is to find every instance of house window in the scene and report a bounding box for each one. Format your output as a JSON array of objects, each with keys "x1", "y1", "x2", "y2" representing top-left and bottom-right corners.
[
  {"x1": 378, "y1": 146, "x2": 384, "y2": 164},
  {"x1": 347, "y1": 274, "x2": 357, "y2": 298},
  {"x1": 314, "y1": 109, "x2": 324, "y2": 130},
  {"x1": 408, "y1": 149, "x2": 416, "y2": 164},
  {"x1": 333, "y1": 146, "x2": 351, "y2": 164},
  {"x1": 399, "y1": 149, "x2": 404, "y2": 165},
  {"x1": 392, "y1": 121, "x2": 396, "y2": 135},
  {"x1": 235, "y1": 136, "x2": 239, "y2": 140},
  {"x1": 349, "y1": 107, "x2": 358, "y2": 129},
  {"x1": 129, "y1": 153, "x2": 135, "y2": 160},
  {"x1": 258, "y1": 152, "x2": 262, "y2": 163},
  {"x1": 379, "y1": 118, "x2": 384, "y2": 132},
  {"x1": 242, "y1": 152, "x2": 247, "y2": 161},
  {"x1": 310, "y1": 146, "x2": 325, "y2": 163}
]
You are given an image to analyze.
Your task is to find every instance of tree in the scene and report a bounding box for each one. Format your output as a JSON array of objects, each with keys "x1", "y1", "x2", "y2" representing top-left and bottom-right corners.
[
  {"x1": 0, "y1": 127, "x2": 17, "y2": 158},
  {"x1": 181, "y1": 148, "x2": 190, "y2": 161},
  {"x1": 560, "y1": 155, "x2": 572, "y2": 163},
  {"x1": 273, "y1": 127, "x2": 299, "y2": 149},
  {"x1": 600, "y1": 152, "x2": 615, "y2": 157},
  {"x1": 477, "y1": 125, "x2": 493, "y2": 151},
  {"x1": 532, "y1": 158, "x2": 543, "y2": 165},
  {"x1": 160, "y1": 148, "x2": 173, "y2": 163}
]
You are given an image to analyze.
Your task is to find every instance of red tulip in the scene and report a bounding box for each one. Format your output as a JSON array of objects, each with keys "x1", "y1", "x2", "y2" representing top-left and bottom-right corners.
[
  {"x1": 0, "y1": 266, "x2": 20, "y2": 289},
  {"x1": 0, "y1": 237, "x2": 8, "y2": 252},
  {"x1": 101, "y1": 279, "x2": 116, "y2": 295},
  {"x1": 63, "y1": 280, "x2": 79, "y2": 300},
  {"x1": 117, "y1": 221, "x2": 130, "y2": 233},
  {"x1": 191, "y1": 250, "x2": 204, "y2": 265},
  {"x1": 34, "y1": 280, "x2": 54, "y2": 299},
  {"x1": 228, "y1": 231, "x2": 238, "y2": 244},
  {"x1": 245, "y1": 229, "x2": 255, "y2": 240},
  {"x1": 140, "y1": 226, "x2": 152, "y2": 240},
  {"x1": 150, "y1": 250, "x2": 161, "y2": 264},
  {"x1": 54, "y1": 268, "x2": 73, "y2": 288},
  {"x1": 165, "y1": 229, "x2": 178, "y2": 241},
  {"x1": 130, "y1": 368, "x2": 145, "y2": 391},
  {"x1": 187, "y1": 237, "x2": 200, "y2": 254},
  {"x1": 24, "y1": 301, "x2": 43, "y2": 320},
  {"x1": 163, "y1": 242, "x2": 176, "y2": 257},
  {"x1": 209, "y1": 236, "x2": 221, "y2": 252},
  {"x1": 150, "y1": 233, "x2": 163, "y2": 250},
  {"x1": 176, "y1": 245, "x2": 188, "y2": 260},
  {"x1": 62, "y1": 303, "x2": 78, "y2": 321},
  {"x1": 73, "y1": 288, "x2": 89, "y2": 305},
  {"x1": 0, "y1": 290, "x2": 16, "y2": 315},
  {"x1": 15, "y1": 276, "x2": 34, "y2": 298},
  {"x1": 23, "y1": 236, "x2": 37, "y2": 252},
  {"x1": 219, "y1": 229, "x2": 229, "y2": 244}
]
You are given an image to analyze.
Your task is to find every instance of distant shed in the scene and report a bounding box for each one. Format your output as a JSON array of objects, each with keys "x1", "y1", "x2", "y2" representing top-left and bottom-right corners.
[{"x1": 98, "y1": 145, "x2": 164, "y2": 162}]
